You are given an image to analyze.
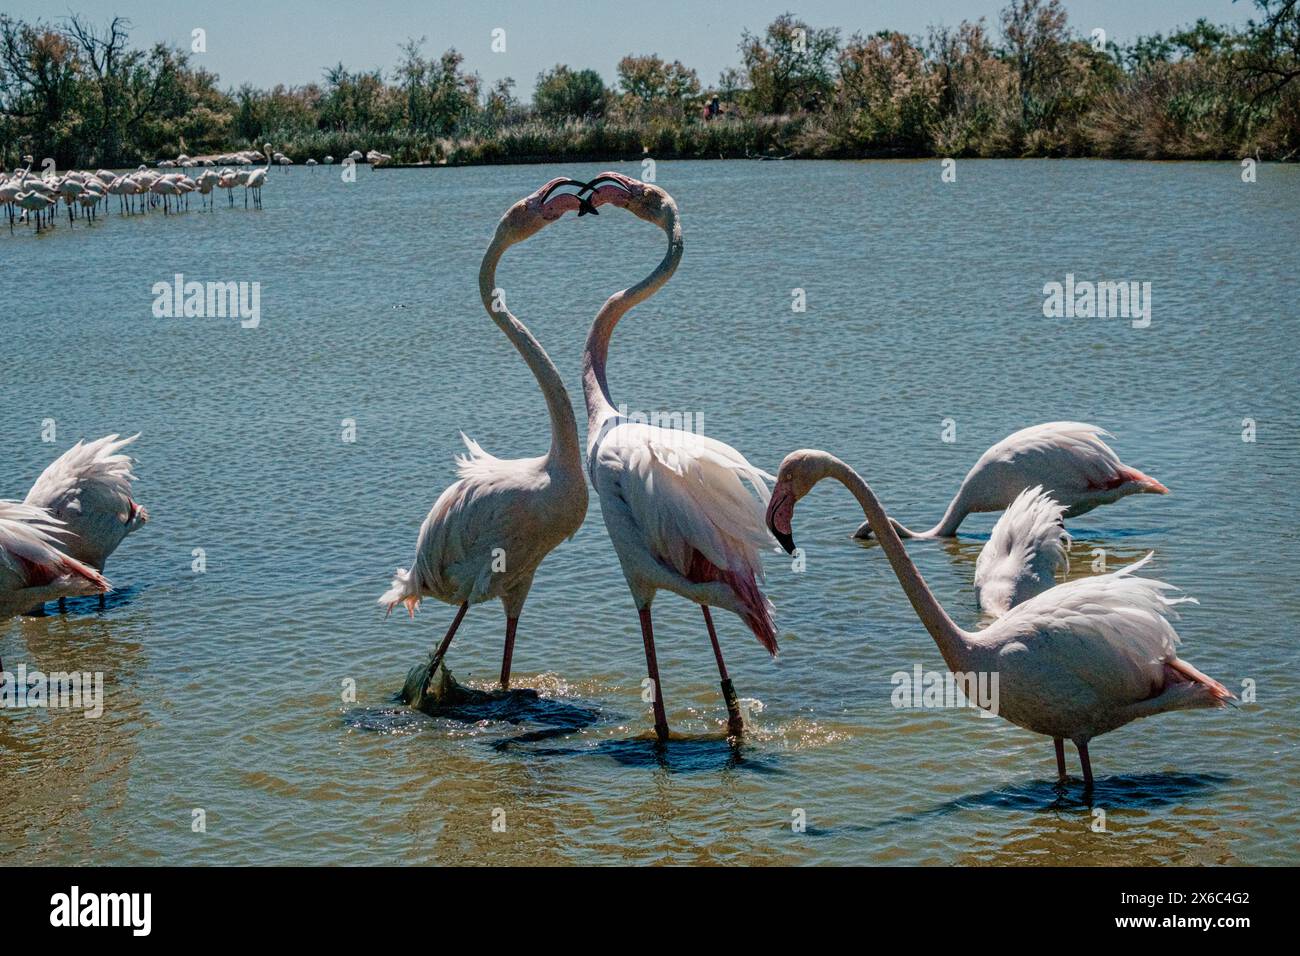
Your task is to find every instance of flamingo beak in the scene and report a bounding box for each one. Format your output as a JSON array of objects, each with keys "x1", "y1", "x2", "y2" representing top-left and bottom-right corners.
[
  {"x1": 538, "y1": 177, "x2": 594, "y2": 214},
  {"x1": 577, "y1": 174, "x2": 634, "y2": 213},
  {"x1": 766, "y1": 484, "x2": 797, "y2": 555}
]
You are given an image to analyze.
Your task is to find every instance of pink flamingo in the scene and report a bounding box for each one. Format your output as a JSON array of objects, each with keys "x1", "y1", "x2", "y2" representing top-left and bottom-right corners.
[
  {"x1": 379, "y1": 178, "x2": 591, "y2": 691},
  {"x1": 768, "y1": 449, "x2": 1234, "y2": 789},
  {"x1": 0, "y1": 502, "x2": 111, "y2": 667},
  {"x1": 580, "y1": 172, "x2": 775, "y2": 740},
  {"x1": 855, "y1": 422, "x2": 1168, "y2": 540}
]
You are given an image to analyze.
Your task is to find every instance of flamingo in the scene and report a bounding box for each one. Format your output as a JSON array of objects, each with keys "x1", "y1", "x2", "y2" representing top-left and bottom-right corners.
[
  {"x1": 57, "y1": 173, "x2": 86, "y2": 222},
  {"x1": 195, "y1": 169, "x2": 220, "y2": 210},
  {"x1": 149, "y1": 176, "x2": 183, "y2": 214},
  {"x1": 767, "y1": 449, "x2": 1234, "y2": 788},
  {"x1": 244, "y1": 145, "x2": 272, "y2": 209},
  {"x1": 379, "y1": 177, "x2": 592, "y2": 692},
  {"x1": 579, "y1": 172, "x2": 776, "y2": 741},
  {"x1": 23, "y1": 434, "x2": 148, "y2": 611},
  {"x1": 107, "y1": 174, "x2": 134, "y2": 214},
  {"x1": 0, "y1": 176, "x2": 21, "y2": 229},
  {"x1": 972, "y1": 485, "x2": 1070, "y2": 617},
  {"x1": 217, "y1": 168, "x2": 239, "y2": 206},
  {"x1": 0, "y1": 502, "x2": 112, "y2": 664},
  {"x1": 15, "y1": 190, "x2": 54, "y2": 231},
  {"x1": 77, "y1": 183, "x2": 105, "y2": 221},
  {"x1": 855, "y1": 421, "x2": 1168, "y2": 540}
]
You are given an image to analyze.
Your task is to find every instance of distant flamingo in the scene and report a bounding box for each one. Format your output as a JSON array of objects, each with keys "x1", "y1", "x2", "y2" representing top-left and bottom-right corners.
[
  {"x1": 244, "y1": 144, "x2": 272, "y2": 208},
  {"x1": 0, "y1": 502, "x2": 111, "y2": 664},
  {"x1": 217, "y1": 168, "x2": 239, "y2": 206},
  {"x1": 855, "y1": 422, "x2": 1168, "y2": 540},
  {"x1": 973, "y1": 486, "x2": 1070, "y2": 617},
  {"x1": 149, "y1": 176, "x2": 183, "y2": 214},
  {"x1": 580, "y1": 172, "x2": 776, "y2": 740},
  {"x1": 195, "y1": 169, "x2": 219, "y2": 210},
  {"x1": 24, "y1": 434, "x2": 148, "y2": 611},
  {"x1": 379, "y1": 178, "x2": 591, "y2": 691},
  {"x1": 15, "y1": 190, "x2": 54, "y2": 231},
  {"x1": 768, "y1": 449, "x2": 1233, "y2": 788}
]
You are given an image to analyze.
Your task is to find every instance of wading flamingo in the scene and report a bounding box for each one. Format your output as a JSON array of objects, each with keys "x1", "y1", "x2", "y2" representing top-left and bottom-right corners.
[
  {"x1": 24, "y1": 434, "x2": 148, "y2": 611},
  {"x1": 973, "y1": 486, "x2": 1070, "y2": 617},
  {"x1": 244, "y1": 145, "x2": 272, "y2": 209},
  {"x1": 15, "y1": 190, "x2": 53, "y2": 231},
  {"x1": 379, "y1": 178, "x2": 592, "y2": 691},
  {"x1": 768, "y1": 449, "x2": 1233, "y2": 788},
  {"x1": 854, "y1": 422, "x2": 1168, "y2": 540},
  {"x1": 0, "y1": 502, "x2": 111, "y2": 665},
  {"x1": 580, "y1": 172, "x2": 776, "y2": 741}
]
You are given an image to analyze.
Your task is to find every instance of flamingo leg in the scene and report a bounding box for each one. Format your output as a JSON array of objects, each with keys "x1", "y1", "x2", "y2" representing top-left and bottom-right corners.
[
  {"x1": 500, "y1": 615, "x2": 518, "y2": 690},
  {"x1": 1077, "y1": 740, "x2": 1094, "y2": 790},
  {"x1": 702, "y1": 606, "x2": 743, "y2": 736},
  {"x1": 426, "y1": 601, "x2": 469, "y2": 678},
  {"x1": 638, "y1": 607, "x2": 670, "y2": 742},
  {"x1": 1054, "y1": 737, "x2": 1067, "y2": 782}
]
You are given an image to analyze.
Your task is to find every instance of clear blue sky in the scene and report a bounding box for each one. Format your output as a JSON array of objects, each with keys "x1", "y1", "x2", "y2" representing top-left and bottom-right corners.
[{"x1": 10, "y1": 0, "x2": 1257, "y2": 96}]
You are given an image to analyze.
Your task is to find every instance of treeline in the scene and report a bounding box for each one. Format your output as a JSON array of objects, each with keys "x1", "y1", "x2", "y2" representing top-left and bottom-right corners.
[{"x1": 2, "y1": 1, "x2": 1297, "y2": 170}]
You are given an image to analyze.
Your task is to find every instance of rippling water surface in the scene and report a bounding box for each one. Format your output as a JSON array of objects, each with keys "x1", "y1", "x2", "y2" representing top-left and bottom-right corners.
[{"x1": 1, "y1": 159, "x2": 1297, "y2": 865}]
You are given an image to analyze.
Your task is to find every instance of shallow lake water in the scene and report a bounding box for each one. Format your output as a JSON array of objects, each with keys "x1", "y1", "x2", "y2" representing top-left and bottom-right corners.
[{"x1": 1, "y1": 158, "x2": 1297, "y2": 864}]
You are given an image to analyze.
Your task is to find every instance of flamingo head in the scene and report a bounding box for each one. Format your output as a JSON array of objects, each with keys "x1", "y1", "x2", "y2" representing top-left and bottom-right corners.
[
  {"x1": 765, "y1": 450, "x2": 829, "y2": 555},
  {"x1": 498, "y1": 177, "x2": 594, "y2": 241},
  {"x1": 580, "y1": 171, "x2": 675, "y2": 228}
]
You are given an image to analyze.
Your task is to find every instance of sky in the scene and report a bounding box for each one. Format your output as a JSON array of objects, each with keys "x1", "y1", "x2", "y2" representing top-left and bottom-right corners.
[{"x1": 7, "y1": 0, "x2": 1259, "y2": 97}]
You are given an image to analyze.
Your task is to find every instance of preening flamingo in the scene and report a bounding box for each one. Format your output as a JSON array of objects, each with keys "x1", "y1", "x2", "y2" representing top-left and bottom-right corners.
[
  {"x1": 973, "y1": 485, "x2": 1070, "y2": 617},
  {"x1": 580, "y1": 172, "x2": 776, "y2": 741},
  {"x1": 768, "y1": 449, "x2": 1233, "y2": 788},
  {"x1": 854, "y1": 421, "x2": 1168, "y2": 540},
  {"x1": 23, "y1": 434, "x2": 148, "y2": 611},
  {"x1": 0, "y1": 502, "x2": 112, "y2": 665},
  {"x1": 379, "y1": 178, "x2": 592, "y2": 691}
]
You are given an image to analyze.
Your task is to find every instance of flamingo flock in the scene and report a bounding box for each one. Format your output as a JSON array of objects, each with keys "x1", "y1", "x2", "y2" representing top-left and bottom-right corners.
[
  {"x1": 0, "y1": 168, "x2": 1234, "y2": 798},
  {"x1": 0, "y1": 143, "x2": 390, "y2": 233},
  {"x1": 377, "y1": 171, "x2": 1233, "y2": 789}
]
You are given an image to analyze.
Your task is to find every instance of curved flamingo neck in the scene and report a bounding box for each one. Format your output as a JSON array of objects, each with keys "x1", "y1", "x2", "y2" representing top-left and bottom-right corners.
[
  {"x1": 581, "y1": 203, "x2": 683, "y2": 433},
  {"x1": 819, "y1": 454, "x2": 971, "y2": 668},
  {"x1": 893, "y1": 497, "x2": 965, "y2": 539},
  {"x1": 479, "y1": 229, "x2": 582, "y2": 474}
]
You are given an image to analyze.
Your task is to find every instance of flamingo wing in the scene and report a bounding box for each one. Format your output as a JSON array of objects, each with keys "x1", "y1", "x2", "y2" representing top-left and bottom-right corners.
[
  {"x1": 0, "y1": 501, "x2": 111, "y2": 616},
  {"x1": 24, "y1": 434, "x2": 146, "y2": 568},
  {"x1": 974, "y1": 485, "x2": 1070, "y2": 615},
  {"x1": 379, "y1": 434, "x2": 549, "y2": 614},
  {"x1": 591, "y1": 420, "x2": 778, "y2": 653},
  {"x1": 986, "y1": 554, "x2": 1231, "y2": 721},
  {"x1": 981, "y1": 422, "x2": 1128, "y2": 494}
]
